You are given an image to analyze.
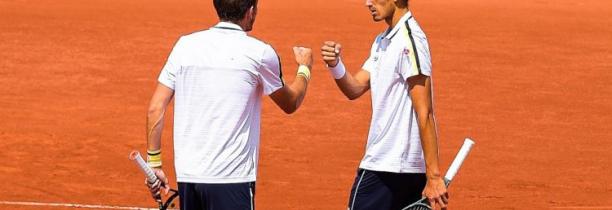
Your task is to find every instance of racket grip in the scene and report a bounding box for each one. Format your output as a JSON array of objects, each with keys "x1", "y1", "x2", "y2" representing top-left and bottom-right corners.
[
  {"x1": 444, "y1": 138, "x2": 475, "y2": 182},
  {"x1": 129, "y1": 151, "x2": 158, "y2": 184}
]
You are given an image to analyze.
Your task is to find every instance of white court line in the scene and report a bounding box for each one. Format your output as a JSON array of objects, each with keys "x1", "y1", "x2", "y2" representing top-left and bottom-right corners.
[{"x1": 0, "y1": 200, "x2": 169, "y2": 210}]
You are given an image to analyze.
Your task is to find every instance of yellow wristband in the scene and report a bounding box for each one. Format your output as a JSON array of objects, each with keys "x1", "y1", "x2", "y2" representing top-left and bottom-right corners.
[
  {"x1": 297, "y1": 65, "x2": 311, "y2": 81},
  {"x1": 147, "y1": 149, "x2": 162, "y2": 168}
]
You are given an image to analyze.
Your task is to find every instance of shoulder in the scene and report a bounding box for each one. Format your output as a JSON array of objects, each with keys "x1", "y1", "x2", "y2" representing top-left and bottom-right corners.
[
  {"x1": 245, "y1": 37, "x2": 278, "y2": 60},
  {"x1": 404, "y1": 17, "x2": 427, "y2": 40},
  {"x1": 393, "y1": 18, "x2": 429, "y2": 53},
  {"x1": 177, "y1": 29, "x2": 211, "y2": 45},
  {"x1": 246, "y1": 36, "x2": 277, "y2": 54},
  {"x1": 168, "y1": 30, "x2": 210, "y2": 52}
]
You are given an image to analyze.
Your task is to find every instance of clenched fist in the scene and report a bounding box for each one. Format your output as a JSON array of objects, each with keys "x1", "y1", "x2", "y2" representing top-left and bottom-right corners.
[
  {"x1": 293, "y1": 46, "x2": 313, "y2": 69},
  {"x1": 321, "y1": 41, "x2": 342, "y2": 67}
]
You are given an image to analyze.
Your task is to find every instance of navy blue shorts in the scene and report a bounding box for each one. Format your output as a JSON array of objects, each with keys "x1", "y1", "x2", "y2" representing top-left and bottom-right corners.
[
  {"x1": 178, "y1": 182, "x2": 255, "y2": 210},
  {"x1": 348, "y1": 169, "x2": 426, "y2": 210}
]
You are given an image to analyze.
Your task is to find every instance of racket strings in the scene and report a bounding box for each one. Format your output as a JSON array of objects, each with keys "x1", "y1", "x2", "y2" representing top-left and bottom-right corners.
[
  {"x1": 404, "y1": 206, "x2": 430, "y2": 210},
  {"x1": 401, "y1": 198, "x2": 432, "y2": 210}
]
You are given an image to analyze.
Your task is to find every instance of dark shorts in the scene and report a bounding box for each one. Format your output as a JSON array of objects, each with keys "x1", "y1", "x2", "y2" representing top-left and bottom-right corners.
[
  {"x1": 178, "y1": 182, "x2": 255, "y2": 210},
  {"x1": 347, "y1": 169, "x2": 426, "y2": 210}
]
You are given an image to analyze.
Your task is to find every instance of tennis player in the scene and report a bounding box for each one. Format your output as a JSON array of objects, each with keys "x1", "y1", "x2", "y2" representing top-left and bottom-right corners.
[
  {"x1": 320, "y1": 0, "x2": 448, "y2": 209},
  {"x1": 142, "y1": 0, "x2": 313, "y2": 209}
]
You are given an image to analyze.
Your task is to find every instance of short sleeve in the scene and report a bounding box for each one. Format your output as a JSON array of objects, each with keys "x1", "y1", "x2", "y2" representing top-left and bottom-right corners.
[
  {"x1": 260, "y1": 45, "x2": 284, "y2": 95},
  {"x1": 398, "y1": 30, "x2": 432, "y2": 80},
  {"x1": 158, "y1": 37, "x2": 184, "y2": 90}
]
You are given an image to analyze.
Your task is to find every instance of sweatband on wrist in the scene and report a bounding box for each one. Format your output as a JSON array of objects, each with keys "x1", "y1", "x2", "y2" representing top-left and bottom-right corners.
[
  {"x1": 296, "y1": 65, "x2": 311, "y2": 81},
  {"x1": 326, "y1": 59, "x2": 346, "y2": 79},
  {"x1": 147, "y1": 149, "x2": 162, "y2": 168}
]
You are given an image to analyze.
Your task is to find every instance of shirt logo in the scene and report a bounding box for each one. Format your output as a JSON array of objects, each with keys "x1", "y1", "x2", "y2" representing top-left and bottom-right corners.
[{"x1": 403, "y1": 48, "x2": 410, "y2": 55}]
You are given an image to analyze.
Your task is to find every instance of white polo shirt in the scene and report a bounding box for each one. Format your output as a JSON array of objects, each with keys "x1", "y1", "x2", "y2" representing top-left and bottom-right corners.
[
  {"x1": 359, "y1": 12, "x2": 432, "y2": 173},
  {"x1": 158, "y1": 22, "x2": 284, "y2": 183}
]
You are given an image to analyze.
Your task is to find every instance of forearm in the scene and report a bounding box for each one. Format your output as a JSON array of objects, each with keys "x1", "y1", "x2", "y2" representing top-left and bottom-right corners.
[
  {"x1": 146, "y1": 106, "x2": 166, "y2": 152},
  {"x1": 418, "y1": 111, "x2": 442, "y2": 179},
  {"x1": 327, "y1": 59, "x2": 369, "y2": 100},
  {"x1": 335, "y1": 72, "x2": 368, "y2": 100},
  {"x1": 286, "y1": 74, "x2": 309, "y2": 111},
  {"x1": 409, "y1": 75, "x2": 448, "y2": 207},
  {"x1": 270, "y1": 66, "x2": 310, "y2": 114}
]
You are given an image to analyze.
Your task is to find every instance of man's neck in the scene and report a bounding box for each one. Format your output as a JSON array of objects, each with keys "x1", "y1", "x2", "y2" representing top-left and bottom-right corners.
[{"x1": 385, "y1": 7, "x2": 410, "y2": 28}]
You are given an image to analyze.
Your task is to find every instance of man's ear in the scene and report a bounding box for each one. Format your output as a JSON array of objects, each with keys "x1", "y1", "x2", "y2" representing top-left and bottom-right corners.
[
  {"x1": 252, "y1": 6, "x2": 257, "y2": 16},
  {"x1": 247, "y1": 6, "x2": 255, "y2": 18}
]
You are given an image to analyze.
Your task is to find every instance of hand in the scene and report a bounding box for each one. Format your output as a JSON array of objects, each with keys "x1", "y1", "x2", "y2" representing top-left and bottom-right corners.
[
  {"x1": 321, "y1": 41, "x2": 341, "y2": 67},
  {"x1": 293, "y1": 46, "x2": 313, "y2": 69},
  {"x1": 145, "y1": 168, "x2": 170, "y2": 203},
  {"x1": 422, "y1": 176, "x2": 449, "y2": 210}
]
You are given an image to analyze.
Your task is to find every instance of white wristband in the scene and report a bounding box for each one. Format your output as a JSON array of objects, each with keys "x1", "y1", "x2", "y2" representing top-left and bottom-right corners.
[
  {"x1": 327, "y1": 59, "x2": 346, "y2": 79},
  {"x1": 297, "y1": 65, "x2": 311, "y2": 81}
]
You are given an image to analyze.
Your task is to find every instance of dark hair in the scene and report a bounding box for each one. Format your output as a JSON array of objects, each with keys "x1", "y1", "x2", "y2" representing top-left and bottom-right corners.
[{"x1": 213, "y1": 0, "x2": 258, "y2": 22}]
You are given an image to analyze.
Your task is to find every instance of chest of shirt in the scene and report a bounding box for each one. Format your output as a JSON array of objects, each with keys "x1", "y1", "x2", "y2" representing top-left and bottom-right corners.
[{"x1": 369, "y1": 38, "x2": 410, "y2": 88}]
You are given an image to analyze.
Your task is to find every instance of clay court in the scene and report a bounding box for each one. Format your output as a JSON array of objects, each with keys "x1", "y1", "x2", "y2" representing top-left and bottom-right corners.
[{"x1": 1, "y1": 0, "x2": 611, "y2": 209}]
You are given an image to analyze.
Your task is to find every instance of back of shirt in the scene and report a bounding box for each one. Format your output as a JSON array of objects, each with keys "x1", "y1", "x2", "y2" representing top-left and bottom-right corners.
[{"x1": 157, "y1": 22, "x2": 283, "y2": 183}]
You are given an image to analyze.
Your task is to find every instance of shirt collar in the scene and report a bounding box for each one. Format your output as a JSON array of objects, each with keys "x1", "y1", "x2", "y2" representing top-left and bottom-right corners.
[
  {"x1": 383, "y1": 11, "x2": 413, "y2": 39},
  {"x1": 212, "y1": 22, "x2": 244, "y2": 32}
]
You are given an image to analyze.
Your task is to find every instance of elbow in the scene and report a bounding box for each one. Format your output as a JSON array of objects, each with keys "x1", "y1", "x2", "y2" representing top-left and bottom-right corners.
[
  {"x1": 281, "y1": 106, "x2": 298, "y2": 114},
  {"x1": 282, "y1": 98, "x2": 304, "y2": 114},
  {"x1": 284, "y1": 108, "x2": 297, "y2": 114},
  {"x1": 279, "y1": 100, "x2": 299, "y2": 114},
  {"x1": 147, "y1": 104, "x2": 163, "y2": 117},
  {"x1": 282, "y1": 96, "x2": 304, "y2": 114},
  {"x1": 417, "y1": 109, "x2": 435, "y2": 124},
  {"x1": 343, "y1": 88, "x2": 365, "y2": 100},
  {"x1": 345, "y1": 92, "x2": 362, "y2": 100},
  {"x1": 347, "y1": 94, "x2": 359, "y2": 100}
]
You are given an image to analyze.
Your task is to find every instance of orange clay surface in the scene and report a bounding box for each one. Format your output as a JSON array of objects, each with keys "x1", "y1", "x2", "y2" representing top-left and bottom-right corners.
[{"x1": 1, "y1": 0, "x2": 611, "y2": 209}]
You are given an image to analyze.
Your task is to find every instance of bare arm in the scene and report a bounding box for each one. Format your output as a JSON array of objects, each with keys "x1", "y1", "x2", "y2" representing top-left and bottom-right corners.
[
  {"x1": 146, "y1": 84, "x2": 174, "y2": 154},
  {"x1": 321, "y1": 41, "x2": 370, "y2": 100},
  {"x1": 269, "y1": 47, "x2": 312, "y2": 114},
  {"x1": 408, "y1": 74, "x2": 448, "y2": 209},
  {"x1": 144, "y1": 83, "x2": 173, "y2": 201},
  {"x1": 333, "y1": 70, "x2": 370, "y2": 100},
  {"x1": 269, "y1": 75, "x2": 308, "y2": 114}
]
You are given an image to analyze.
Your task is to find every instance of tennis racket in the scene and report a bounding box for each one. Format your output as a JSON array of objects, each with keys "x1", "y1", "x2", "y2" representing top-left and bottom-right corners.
[
  {"x1": 129, "y1": 151, "x2": 179, "y2": 210},
  {"x1": 401, "y1": 138, "x2": 475, "y2": 210}
]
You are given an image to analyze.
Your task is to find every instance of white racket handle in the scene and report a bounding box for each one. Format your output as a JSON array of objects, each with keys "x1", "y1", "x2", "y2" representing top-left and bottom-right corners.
[
  {"x1": 129, "y1": 151, "x2": 158, "y2": 184},
  {"x1": 444, "y1": 138, "x2": 475, "y2": 182}
]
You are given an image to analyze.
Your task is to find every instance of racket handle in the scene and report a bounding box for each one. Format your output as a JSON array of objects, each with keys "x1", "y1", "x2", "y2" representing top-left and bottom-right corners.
[
  {"x1": 129, "y1": 151, "x2": 158, "y2": 184},
  {"x1": 444, "y1": 138, "x2": 475, "y2": 182}
]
